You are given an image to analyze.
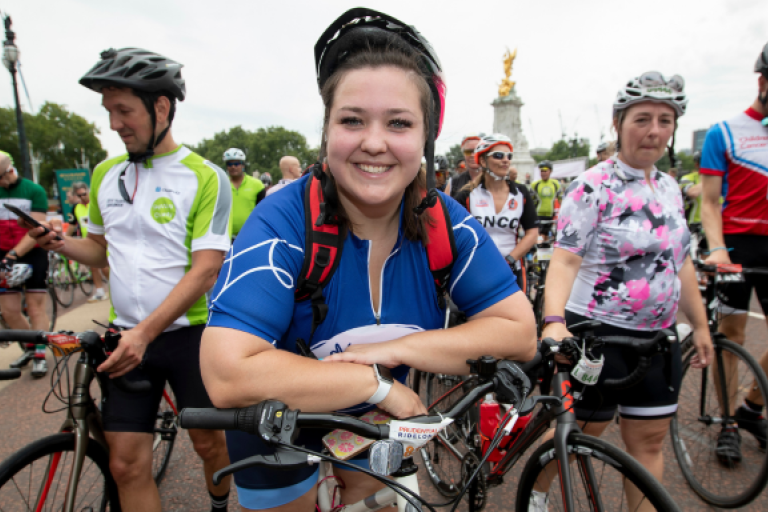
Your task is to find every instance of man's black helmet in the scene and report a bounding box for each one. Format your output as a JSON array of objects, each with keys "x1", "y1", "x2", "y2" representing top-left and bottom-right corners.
[
  {"x1": 434, "y1": 155, "x2": 449, "y2": 170},
  {"x1": 538, "y1": 160, "x2": 553, "y2": 170},
  {"x1": 755, "y1": 42, "x2": 768, "y2": 78},
  {"x1": 80, "y1": 48, "x2": 186, "y2": 101}
]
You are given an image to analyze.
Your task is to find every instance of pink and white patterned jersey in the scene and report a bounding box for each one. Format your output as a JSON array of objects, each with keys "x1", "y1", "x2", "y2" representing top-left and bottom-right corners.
[{"x1": 555, "y1": 159, "x2": 690, "y2": 330}]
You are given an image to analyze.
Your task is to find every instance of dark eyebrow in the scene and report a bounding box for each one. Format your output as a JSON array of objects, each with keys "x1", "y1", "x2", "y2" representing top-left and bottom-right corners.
[{"x1": 337, "y1": 106, "x2": 416, "y2": 116}]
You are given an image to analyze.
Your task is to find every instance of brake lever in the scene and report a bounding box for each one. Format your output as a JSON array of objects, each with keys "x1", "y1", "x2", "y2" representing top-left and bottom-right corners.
[
  {"x1": 518, "y1": 395, "x2": 561, "y2": 416},
  {"x1": 212, "y1": 448, "x2": 312, "y2": 485}
]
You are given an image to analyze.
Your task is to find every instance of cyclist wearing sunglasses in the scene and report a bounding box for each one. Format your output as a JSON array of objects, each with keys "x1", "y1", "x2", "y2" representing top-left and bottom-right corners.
[
  {"x1": 449, "y1": 134, "x2": 482, "y2": 199},
  {"x1": 202, "y1": 9, "x2": 536, "y2": 510},
  {"x1": 454, "y1": 134, "x2": 538, "y2": 289},
  {"x1": 531, "y1": 160, "x2": 562, "y2": 241},
  {"x1": 26, "y1": 48, "x2": 234, "y2": 512},
  {"x1": 224, "y1": 148, "x2": 265, "y2": 240},
  {"x1": 537, "y1": 71, "x2": 711, "y2": 508},
  {"x1": 700, "y1": 42, "x2": 768, "y2": 460}
]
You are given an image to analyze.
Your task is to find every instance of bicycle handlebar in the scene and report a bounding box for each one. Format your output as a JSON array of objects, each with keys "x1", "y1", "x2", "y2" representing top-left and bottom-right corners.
[
  {"x1": 693, "y1": 260, "x2": 768, "y2": 275},
  {"x1": 0, "y1": 369, "x2": 21, "y2": 380},
  {"x1": 540, "y1": 328, "x2": 675, "y2": 390},
  {"x1": 0, "y1": 330, "x2": 151, "y2": 393}
]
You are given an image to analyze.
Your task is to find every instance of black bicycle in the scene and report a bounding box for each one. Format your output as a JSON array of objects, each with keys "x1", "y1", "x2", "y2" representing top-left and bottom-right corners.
[
  {"x1": 420, "y1": 320, "x2": 681, "y2": 512},
  {"x1": 0, "y1": 329, "x2": 178, "y2": 512},
  {"x1": 669, "y1": 261, "x2": 768, "y2": 508}
]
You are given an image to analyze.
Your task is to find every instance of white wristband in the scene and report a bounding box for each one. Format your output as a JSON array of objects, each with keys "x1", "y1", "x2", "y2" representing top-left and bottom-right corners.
[{"x1": 366, "y1": 379, "x2": 393, "y2": 405}]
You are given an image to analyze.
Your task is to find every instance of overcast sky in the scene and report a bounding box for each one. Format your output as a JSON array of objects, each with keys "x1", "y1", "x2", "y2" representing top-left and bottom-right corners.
[{"x1": 1, "y1": 0, "x2": 766, "y2": 164}]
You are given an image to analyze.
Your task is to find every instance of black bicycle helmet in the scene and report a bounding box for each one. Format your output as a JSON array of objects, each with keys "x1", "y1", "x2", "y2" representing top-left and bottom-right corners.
[
  {"x1": 80, "y1": 48, "x2": 186, "y2": 163},
  {"x1": 538, "y1": 160, "x2": 553, "y2": 171},
  {"x1": 755, "y1": 42, "x2": 768, "y2": 78},
  {"x1": 693, "y1": 151, "x2": 701, "y2": 164},
  {"x1": 315, "y1": 8, "x2": 446, "y2": 208},
  {"x1": 80, "y1": 48, "x2": 185, "y2": 100}
]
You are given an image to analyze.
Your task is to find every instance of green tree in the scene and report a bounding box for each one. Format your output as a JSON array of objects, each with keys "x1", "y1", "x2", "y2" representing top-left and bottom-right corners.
[
  {"x1": 0, "y1": 102, "x2": 106, "y2": 193},
  {"x1": 444, "y1": 144, "x2": 464, "y2": 168},
  {"x1": 191, "y1": 126, "x2": 316, "y2": 182},
  {"x1": 534, "y1": 138, "x2": 591, "y2": 163}
]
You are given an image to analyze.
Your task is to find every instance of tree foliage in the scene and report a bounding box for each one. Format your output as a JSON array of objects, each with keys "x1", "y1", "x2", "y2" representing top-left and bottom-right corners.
[
  {"x1": 190, "y1": 126, "x2": 316, "y2": 181},
  {"x1": 533, "y1": 138, "x2": 592, "y2": 163},
  {"x1": 0, "y1": 102, "x2": 107, "y2": 193},
  {"x1": 444, "y1": 144, "x2": 464, "y2": 168}
]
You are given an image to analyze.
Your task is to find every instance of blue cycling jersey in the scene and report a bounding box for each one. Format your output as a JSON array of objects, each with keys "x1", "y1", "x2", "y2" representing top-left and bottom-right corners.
[
  {"x1": 208, "y1": 173, "x2": 518, "y2": 403},
  {"x1": 207, "y1": 173, "x2": 519, "y2": 490}
]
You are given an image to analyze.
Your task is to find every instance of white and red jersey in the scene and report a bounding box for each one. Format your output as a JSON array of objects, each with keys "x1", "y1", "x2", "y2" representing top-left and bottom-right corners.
[{"x1": 700, "y1": 107, "x2": 768, "y2": 236}]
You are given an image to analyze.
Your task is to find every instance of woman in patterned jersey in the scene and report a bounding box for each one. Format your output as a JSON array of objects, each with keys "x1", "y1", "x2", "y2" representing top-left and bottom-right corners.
[
  {"x1": 454, "y1": 133, "x2": 538, "y2": 290},
  {"x1": 531, "y1": 72, "x2": 713, "y2": 509}
]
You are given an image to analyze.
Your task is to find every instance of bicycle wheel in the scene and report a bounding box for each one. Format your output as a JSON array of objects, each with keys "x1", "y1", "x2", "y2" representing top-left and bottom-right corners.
[
  {"x1": 153, "y1": 385, "x2": 178, "y2": 484},
  {"x1": 516, "y1": 433, "x2": 679, "y2": 512},
  {"x1": 419, "y1": 373, "x2": 477, "y2": 497},
  {"x1": 0, "y1": 432, "x2": 119, "y2": 512},
  {"x1": 670, "y1": 336, "x2": 768, "y2": 507},
  {"x1": 51, "y1": 259, "x2": 74, "y2": 308},
  {"x1": 78, "y1": 265, "x2": 94, "y2": 297}
]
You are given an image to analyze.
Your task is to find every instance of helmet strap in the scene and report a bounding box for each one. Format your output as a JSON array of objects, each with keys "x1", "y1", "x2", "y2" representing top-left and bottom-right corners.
[
  {"x1": 667, "y1": 131, "x2": 677, "y2": 169},
  {"x1": 483, "y1": 168, "x2": 507, "y2": 182},
  {"x1": 128, "y1": 93, "x2": 174, "y2": 164},
  {"x1": 414, "y1": 121, "x2": 437, "y2": 217}
]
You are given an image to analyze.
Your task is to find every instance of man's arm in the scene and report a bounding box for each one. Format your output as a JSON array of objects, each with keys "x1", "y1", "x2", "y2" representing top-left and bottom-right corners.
[
  {"x1": 700, "y1": 174, "x2": 729, "y2": 264},
  {"x1": 11, "y1": 212, "x2": 48, "y2": 257},
  {"x1": 98, "y1": 249, "x2": 223, "y2": 377}
]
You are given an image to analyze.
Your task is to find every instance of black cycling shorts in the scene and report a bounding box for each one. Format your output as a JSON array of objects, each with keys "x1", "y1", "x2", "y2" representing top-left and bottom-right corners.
[
  {"x1": 101, "y1": 324, "x2": 214, "y2": 433},
  {"x1": 717, "y1": 234, "x2": 768, "y2": 315},
  {"x1": 537, "y1": 215, "x2": 555, "y2": 237},
  {"x1": 566, "y1": 311, "x2": 682, "y2": 423},
  {"x1": 0, "y1": 247, "x2": 49, "y2": 293}
]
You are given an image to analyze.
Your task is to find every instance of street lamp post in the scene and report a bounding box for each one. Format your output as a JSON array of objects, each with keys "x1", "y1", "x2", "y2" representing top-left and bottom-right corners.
[{"x1": 2, "y1": 15, "x2": 31, "y2": 181}]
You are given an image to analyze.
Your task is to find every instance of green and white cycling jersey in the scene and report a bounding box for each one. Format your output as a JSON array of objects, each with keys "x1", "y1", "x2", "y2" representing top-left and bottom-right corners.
[{"x1": 88, "y1": 145, "x2": 232, "y2": 331}]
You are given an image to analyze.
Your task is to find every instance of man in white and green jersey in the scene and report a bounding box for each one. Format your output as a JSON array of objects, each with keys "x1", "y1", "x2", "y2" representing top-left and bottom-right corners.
[{"x1": 27, "y1": 48, "x2": 233, "y2": 512}]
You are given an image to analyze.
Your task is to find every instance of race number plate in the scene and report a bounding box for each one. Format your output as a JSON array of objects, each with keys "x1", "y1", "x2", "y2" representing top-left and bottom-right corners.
[{"x1": 571, "y1": 352, "x2": 604, "y2": 386}]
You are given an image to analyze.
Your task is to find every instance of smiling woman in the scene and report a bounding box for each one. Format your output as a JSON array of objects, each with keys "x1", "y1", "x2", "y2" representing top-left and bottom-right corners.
[{"x1": 200, "y1": 8, "x2": 536, "y2": 511}]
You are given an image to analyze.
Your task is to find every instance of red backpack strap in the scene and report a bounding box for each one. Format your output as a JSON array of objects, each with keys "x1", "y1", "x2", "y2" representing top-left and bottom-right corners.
[
  {"x1": 295, "y1": 168, "x2": 346, "y2": 337},
  {"x1": 422, "y1": 192, "x2": 458, "y2": 306}
]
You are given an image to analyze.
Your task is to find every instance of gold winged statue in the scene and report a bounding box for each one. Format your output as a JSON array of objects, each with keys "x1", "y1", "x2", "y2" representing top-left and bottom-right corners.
[{"x1": 499, "y1": 48, "x2": 517, "y2": 97}]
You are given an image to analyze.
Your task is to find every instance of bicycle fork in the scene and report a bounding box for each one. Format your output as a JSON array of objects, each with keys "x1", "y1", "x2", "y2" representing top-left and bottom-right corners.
[
  {"x1": 551, "y1": 371, "x2": 604, "y2": 512},
  {"x1": 36, "y1": 356, "x2": 97, "y2": 512}
]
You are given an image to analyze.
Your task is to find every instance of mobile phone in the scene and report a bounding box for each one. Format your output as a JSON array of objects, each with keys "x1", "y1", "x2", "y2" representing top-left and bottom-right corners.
[{"x1": 2, "y1": 204, "x2": 63, "y2": 241}]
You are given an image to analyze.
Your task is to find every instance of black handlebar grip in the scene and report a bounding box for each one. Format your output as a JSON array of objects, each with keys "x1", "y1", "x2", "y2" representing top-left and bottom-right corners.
[
  {"x1": 604, "y1": 356, "x2": 653, "y2": 389},
  {"x1": 0, "y1": 330, "x2": 45, "y2": 344},
  {"x1": 179, "y1": 408, "x2": 239, "y2": 430},
  {"x1": 0, "y1": 369, "x2": 21, "y2": 381}
]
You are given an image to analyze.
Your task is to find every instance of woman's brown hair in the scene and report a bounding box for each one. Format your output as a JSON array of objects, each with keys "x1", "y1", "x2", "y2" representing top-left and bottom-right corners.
[{"x1": 317, "y1": 45, "x2": 434, "y2": 243}]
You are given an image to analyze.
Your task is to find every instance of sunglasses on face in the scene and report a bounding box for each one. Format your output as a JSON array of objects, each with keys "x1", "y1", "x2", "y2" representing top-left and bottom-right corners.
[
  {"x1": 489, "y1": 152, "x2": 513, "y2": 161},
  {"x1": 462, "y1": 149, "x2": 474, "y2": 156},
  {"x1": 76, "y1": 193, "x2": 89, "y2": 198},
  {"x1": 227, "y1": 161, "x2": 244, "y2": 167}
]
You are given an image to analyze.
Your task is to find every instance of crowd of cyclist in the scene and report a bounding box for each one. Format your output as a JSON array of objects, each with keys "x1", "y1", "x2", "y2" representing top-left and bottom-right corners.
[{"x1": 0, "y1": 6, "x2": 766, "y2": 511}]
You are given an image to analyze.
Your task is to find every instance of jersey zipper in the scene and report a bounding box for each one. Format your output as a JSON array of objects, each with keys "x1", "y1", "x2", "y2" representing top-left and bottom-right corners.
[{"x1": 367, "y1": 241, "x2": 396, "y2": 326}]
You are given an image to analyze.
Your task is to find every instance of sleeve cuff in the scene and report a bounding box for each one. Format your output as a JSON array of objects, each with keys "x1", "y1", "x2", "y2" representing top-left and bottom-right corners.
[
  {"x1": 699, "y1": 168, "x2": 725, "y2": 176},
  {"x1": 87, "y1": 222, "x2": 105, "y2": 236}
]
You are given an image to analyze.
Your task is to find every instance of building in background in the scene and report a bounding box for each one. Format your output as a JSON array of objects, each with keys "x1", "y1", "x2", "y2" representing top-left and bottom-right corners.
[{"x1": 692, "y1": 128, "x2": 709, "y2": 153}]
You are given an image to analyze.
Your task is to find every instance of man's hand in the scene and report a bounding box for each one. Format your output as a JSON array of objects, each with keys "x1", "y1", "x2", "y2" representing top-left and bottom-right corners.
[
  {"x1": 22, "y1": 219, "x2": 66, "y2": 252},
  {"x1": 689, "y1": 328, "x2": 713, "y2": 369},
  {"x1": 377, "y1": 380, "x2": 428, "y2": 419},
  {"x1": 98, "y1": 328, "x2": 152, "y2": 378},
  {"x1": 703, "y1": 248, "x2": 731, "y2": 266}
]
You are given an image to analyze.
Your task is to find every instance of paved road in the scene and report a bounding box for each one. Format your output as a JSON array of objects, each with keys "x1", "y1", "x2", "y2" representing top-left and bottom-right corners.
[{"x1": 0, "y1": 293, "x2": 766, "y2": 510}]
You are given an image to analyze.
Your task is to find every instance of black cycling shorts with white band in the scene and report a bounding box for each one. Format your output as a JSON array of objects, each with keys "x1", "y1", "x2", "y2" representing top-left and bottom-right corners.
[
  {"x1": 0, "y1": 247, "x2": 49, "y2": 293},
  {"x1": 537, "y1": 215, "x2": 555, "y2": 237},
  {"x1": 101, "y1": 325, "x2": 214, "y2": 433},
  {"x1": 565, "y1": 311, "x2": 682, "y2": 423},
  {"x1": 716, "y1": 234, "x2": 768, "y2": 315}
]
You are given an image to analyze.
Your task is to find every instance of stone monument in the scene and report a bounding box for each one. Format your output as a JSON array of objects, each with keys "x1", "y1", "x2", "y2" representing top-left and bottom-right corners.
[{"x1": 492, "y1": 48, "x2": 536, "y2": 182}]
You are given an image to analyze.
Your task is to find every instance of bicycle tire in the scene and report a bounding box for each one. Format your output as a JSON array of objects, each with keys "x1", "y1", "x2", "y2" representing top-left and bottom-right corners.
[
  {"x1": 51, "y1": 259, "x2": 74, "y2": 308},
  {"x1": 670, "y1": 336, "x2": 768, "y2": 508},
  {"x1": 0, "y1": 432, "x2": 119, "y2": 512},
  {"x1": 516, "y1": 433, "x2": 680, "y2": 512},
  {"x1": 78, "y1": 266, "x2": 94, "y2": 297},
  {"x1": 419, "y1": 373, "x2": 477, "y2": 497},
  {"x1": 153, "y1": 386, "x2": 178, "y2": 484}
]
